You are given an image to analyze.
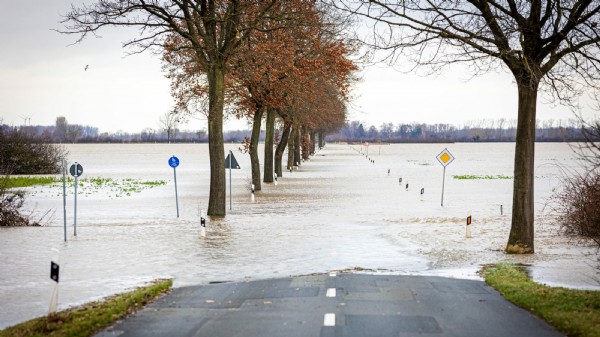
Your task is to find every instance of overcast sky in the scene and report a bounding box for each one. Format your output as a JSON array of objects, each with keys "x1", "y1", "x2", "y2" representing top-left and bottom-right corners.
[{"x1": 0, "y1": 2, "x2": 596, "y2": 133}]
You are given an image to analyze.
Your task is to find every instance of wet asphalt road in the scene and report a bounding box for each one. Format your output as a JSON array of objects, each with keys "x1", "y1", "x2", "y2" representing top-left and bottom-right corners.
[{"x1": 94, "y1": 273, "x2": 564, "y2": 337}]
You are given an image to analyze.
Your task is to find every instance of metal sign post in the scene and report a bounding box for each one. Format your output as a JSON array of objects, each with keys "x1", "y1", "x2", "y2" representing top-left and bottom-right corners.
[
  {"x1": 62, "y1": 159, "x2": 67, "y2": 242},
  {"x1": 69, "y1": 162, "x2": 83, "y2": 236},
  {"x1": 436, "y1": 148, "x2": 455, "y2": 207},
  {"x1": 168, "y1": 156, "x2": 180, "y2": 218},
  {"x1": 229, "y1": 154, "x2": 232, "y2": 210},
  {"x1": 224, "y1": 151, "x2": 241, "y2": 210}
]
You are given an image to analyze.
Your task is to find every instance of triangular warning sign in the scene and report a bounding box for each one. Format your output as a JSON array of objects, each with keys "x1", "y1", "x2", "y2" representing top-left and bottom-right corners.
[{"x1": 225, "y1": 153, "x2": 240, "y2": 169}]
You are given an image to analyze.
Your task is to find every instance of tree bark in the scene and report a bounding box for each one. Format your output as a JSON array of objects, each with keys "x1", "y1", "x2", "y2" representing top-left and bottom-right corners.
[
  {"x1": 318, "y1": 132, "x2": 325, "y2": 148},
  {"x1": 250, "y1": 108, "x2": 264, "y2": 191},
  {"x1": 506, "y1": 78, "x2": 539, "y2": 254},
  {"x1": 288, "y1": 125, "x2": 296, "y2": 170},
  {"x1": 275, "y1": 122, "x2": 291, "y2": 177},
  {"x1": 207, "y1": 66, "x2": 226, "y2": 216},
  {"x1": 301, "y1": 126, "x2": 310, "y2": 160},
  {"x1": 294, "y1": 126, "x2": 301, "y2": 166},
  {"x1": 263, "y1": 108, "x2": 275, "y2": 183}
]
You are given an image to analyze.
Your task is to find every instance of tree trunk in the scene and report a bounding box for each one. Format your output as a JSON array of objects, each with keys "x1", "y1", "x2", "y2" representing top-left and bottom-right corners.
[
  {"x1": 263, "y1": 108, "x2": 275, "y2": 183},
  {"x1": 294, "y1": 126, "x2": 301, "y2": 167},
  {"x1": 506, "y1": 78, "x2": 539, "y2": 254},
  {"x1": 207, "y1": 66, "x2": 226, "y2": 216},
  {"x1": 250, "y1": 108, "x2": 263, "y2": 191},
  {"x1": 275, "y1": 122, "x2": 291, "y2": 177},
  {"x1": 310, "y1": 131, "x2": 316, "y2": 154},
  {"x1": 301, "y1": 126, "x2": 311, "y2": 160},
  {"x1": 288, "y1": 126, "x2": 296, "y2": 170},
  {"x1": 318, "y1": 132, "x2": 325, "y2": 148}
]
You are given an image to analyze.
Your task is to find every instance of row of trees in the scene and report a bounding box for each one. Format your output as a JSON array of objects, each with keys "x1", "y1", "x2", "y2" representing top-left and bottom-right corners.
[
  {"x1": 2, "y1": 122, "x2": 270, "y2": 144},
  {"x1": 62, "y1": 1, "x2": 357, "y2": 216},
  {"x1": 160, "y1": 1, "x2": 356, "y2": 197},
  {"x1": 331, "y1": 118, "x2": 590, "y2": 142},
  {"x1": 8, "y1": 115, "x2": 592, "y2": 144}
]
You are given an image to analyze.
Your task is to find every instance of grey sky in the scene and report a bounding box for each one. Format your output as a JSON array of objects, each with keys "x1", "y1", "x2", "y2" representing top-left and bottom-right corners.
[{"x1": 0, "y1": 2, "x2": 594, "y2": 133}]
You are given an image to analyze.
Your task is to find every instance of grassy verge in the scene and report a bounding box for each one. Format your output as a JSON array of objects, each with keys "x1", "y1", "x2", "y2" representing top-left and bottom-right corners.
[
  {"x1": 484, "y1": 263, "x2": 600, "y2": 337},
  {"x1": 0, "y1": 279, "x2": 172, "y2": 337}
]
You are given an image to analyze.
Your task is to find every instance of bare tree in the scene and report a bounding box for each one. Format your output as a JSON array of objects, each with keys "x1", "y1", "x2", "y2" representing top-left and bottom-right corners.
[
  {"x1": 332, "y1": 0, "x2": 600, "y2": 253},
  {"x1": 54, "y1": 116, "x2": 68, "y2": 143},
  {"x1": 158, "y1": 111, "x2": 179, "y2": 143}
]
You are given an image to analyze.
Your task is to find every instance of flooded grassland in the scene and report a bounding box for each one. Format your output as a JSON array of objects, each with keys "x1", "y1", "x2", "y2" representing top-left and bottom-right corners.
[{"x1": 1, "y1": 142, "x2": 598, "y2": 328}]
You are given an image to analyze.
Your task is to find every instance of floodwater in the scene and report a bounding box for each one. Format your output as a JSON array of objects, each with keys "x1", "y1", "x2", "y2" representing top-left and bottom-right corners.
[{"x1": 1, "y1": 142, "x2": 598, "y2": 328}]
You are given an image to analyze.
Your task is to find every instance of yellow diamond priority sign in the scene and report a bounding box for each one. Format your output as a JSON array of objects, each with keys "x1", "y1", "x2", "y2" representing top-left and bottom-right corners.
[{"x1": 436, "y1": 148, "x2": 455, "y2": 167}]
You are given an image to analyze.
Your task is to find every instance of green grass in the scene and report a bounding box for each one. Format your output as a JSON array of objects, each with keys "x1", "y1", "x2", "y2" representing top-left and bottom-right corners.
[
  {"x1": 5, "y1": 176, "x2": 167, "y2": 198},
  {"x1": 4, "y1": 176, "x2": 60, "y2": 188},
  {"x1": 484, "y1": 263, "x2": 600, "y2": 337},
  {"x1": 453, "y1": 174, "x2": 513, "y2": 180},
  {"x1": 0, "y1": 279, "x2": 172, "y2": 337}
]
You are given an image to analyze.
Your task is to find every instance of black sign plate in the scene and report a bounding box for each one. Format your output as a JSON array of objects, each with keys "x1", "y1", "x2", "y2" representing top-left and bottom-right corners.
[
  {"x1": 50, "y1": 261, "x2": 59, "y2": 283},
  {"x1": 69, "y1": 163, "x2": 83, "y2": 177},
  {"x1": 225, "y1": 153, "x2": 240, "y2": 169}
]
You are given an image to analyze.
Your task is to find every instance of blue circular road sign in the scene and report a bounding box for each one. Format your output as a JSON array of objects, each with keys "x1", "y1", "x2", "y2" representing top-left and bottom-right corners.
[{"x1": 168, "y1": 156, "x2": 180, "y2": 168}]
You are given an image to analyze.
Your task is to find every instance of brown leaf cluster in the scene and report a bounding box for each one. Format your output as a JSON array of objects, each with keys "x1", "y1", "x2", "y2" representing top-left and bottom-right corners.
[{"x1": 162, "y1": 0, "x2": 357, "y2": 132}]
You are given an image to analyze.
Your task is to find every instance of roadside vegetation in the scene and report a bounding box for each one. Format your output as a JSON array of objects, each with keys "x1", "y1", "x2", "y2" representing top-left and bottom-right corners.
[
  {"x1": 0, "y1": 127, "x2": 66, "y2": 175},
  {"x1": 0, "y1": 126, "x2": 66, "y2": 226},
  {"x1": 549, "y1": 117, "x2": 600, "y2": 249},
  {"x1": 0, "y1": 175, "x2": 39, "y2": 227},
  {"x1": 484, "y1": 263, "x2": 600, "y2": 337},
  {"x1": 0, "y1": 279, "x2": 172, "y2": 337}
]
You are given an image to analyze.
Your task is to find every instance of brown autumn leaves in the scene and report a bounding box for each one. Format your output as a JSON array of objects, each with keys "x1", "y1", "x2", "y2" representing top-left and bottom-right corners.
[{"x1": 162, "y1": 2, "x2": 357, "y2": 191}]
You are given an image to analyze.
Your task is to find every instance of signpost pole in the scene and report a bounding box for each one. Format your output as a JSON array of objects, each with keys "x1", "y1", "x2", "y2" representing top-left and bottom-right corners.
[
  {"x1": 62, "y1": 159, "x2": 67, "y2": 242},
  {"x1": 174, "y1": 166, "x2": 179, "y2": 218},
  {"x1": 436, "y1": 148, "x2": 454, "y2": 208},
  {"x1": 73, "y1": 166, "x2": 78, "y2": 237},
  {"x1": 168, "y1": 156, "x2": 180, "y2": 218},
  {"x1": 229, "y1": 151, "x2": 232, "y2": 211},
  {"x1": 441, "y1": 166, "x2": 446, "y2": 207}
]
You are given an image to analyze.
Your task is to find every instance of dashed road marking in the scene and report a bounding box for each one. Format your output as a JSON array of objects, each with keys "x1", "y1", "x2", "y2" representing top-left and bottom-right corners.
[
  {"x1": 324, "y1": 313, "x2": 335, "y2": 327},
  {"x1": 326, "y1": 288, "x2": 336, "y2": 297}
]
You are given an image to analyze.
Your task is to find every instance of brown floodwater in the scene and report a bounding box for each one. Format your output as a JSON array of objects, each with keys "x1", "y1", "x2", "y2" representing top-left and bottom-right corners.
[{"x1": 0, "y1": 142, "x2": 598, "y2": 328}]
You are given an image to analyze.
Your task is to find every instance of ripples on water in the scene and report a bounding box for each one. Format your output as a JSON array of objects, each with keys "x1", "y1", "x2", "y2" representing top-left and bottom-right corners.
[{"x1": 1, "y1": 142, "x2": 598, "y2": 328}]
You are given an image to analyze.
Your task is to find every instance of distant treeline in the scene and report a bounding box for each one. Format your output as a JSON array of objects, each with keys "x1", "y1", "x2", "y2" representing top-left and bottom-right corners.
[
  {"x1": 3, "y1": 117, "x2": 595, "y2": 144},
  {"x1": 0, "y1": 122, "x2": 263, "y2": 144},
  {"x1": 328, "y1": 119, "x2": 593, "y2": 143}
]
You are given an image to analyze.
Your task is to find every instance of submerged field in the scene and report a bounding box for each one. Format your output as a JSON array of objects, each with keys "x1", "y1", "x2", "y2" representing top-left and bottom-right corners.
[{"x1": 0, "y1": 142, "x2": 597, "y2": 329}]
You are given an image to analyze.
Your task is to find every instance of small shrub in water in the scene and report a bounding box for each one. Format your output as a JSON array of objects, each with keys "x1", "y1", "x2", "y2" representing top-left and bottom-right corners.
[
  {"x1": 0, "y1": 174, "x2": 40, "y2": 226},
  {"x1": 550, "y1": 170, "x2": 600, "y2": 248}
]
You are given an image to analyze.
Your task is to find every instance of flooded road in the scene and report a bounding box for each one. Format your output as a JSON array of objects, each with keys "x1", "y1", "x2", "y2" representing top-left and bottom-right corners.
[{"x1": 1, "y1": 142, "x2": 598, "y2": 328}]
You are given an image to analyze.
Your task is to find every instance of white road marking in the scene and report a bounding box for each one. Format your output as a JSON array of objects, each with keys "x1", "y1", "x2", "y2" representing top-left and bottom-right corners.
[
  {"x1": 329, "y1": 272, "x2": 337, "y2": 277},
  {"x1": 326, "y1": 288, "x2": 336, "y2": 297},
  {"x1": 324, "y1": 313, "x2": 336, "y2": 327}
]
